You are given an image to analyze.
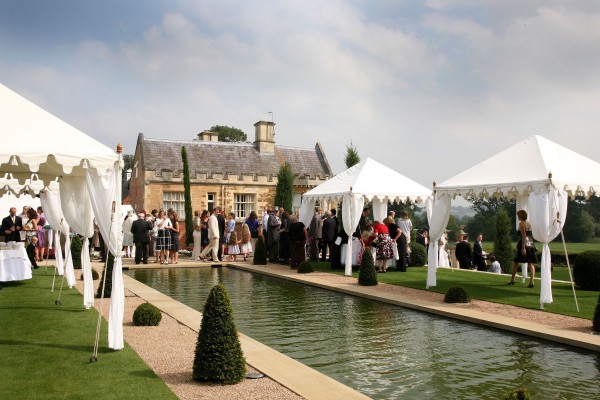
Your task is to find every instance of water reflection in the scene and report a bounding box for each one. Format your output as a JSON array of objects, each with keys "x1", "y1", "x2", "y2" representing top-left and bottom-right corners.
[{"x1": 126, "y1": 267, "x2": 600, "y2": 400}]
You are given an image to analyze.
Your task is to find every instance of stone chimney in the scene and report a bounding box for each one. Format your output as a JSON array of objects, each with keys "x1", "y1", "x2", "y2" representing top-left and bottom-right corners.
[
  {"x1": 254, "y1": 121, "x2": 275, "y2": 153},
  {"x1": 198, "y1": 130, "x2": 219, "y2": 142}
]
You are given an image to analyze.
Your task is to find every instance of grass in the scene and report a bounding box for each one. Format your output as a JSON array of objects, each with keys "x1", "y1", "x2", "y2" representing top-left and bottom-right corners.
[
  {"x1": 0, "y1": 268, "x2": 178, "y2": 400},
  {"x1": 312, "y1": 262, "x2": 599, "y2": 320}
]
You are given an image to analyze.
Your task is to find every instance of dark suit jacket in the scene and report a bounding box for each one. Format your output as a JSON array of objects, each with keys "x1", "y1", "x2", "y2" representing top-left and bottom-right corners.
[
  {"x1": 416, "y1": 235, "x2": 426, "y2": 247},
  {"x1": 131, "y1": 219, "x2": 153, "y2": 244},
  {"x1": 455, "y1": 240, "x2": 472, "y2": 268},
  {"x1": 217, "y1": 214, "x2": 226, "y2": 244},
  {"x1": 473, "y1": 240, "x2": 486, "y2": 269},
  {"x1": 322, "y1": 217, "x2": 336, "y2": 243},
  {"x1": 2, "y1": 215, "x2": 23, "y2": 242}
]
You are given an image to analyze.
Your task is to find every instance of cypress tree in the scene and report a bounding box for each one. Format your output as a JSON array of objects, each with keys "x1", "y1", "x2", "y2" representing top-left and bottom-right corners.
[
  {"x1": 253, "y1": 236, "x2": 267, "y2": 265},
  {"x1": 358, "y1": 248, "x2": 378, "y2": 286},
  {"x1": 274, "y1": 162, "x2": 294, "y2": 212},
  {"x1": 96, "y1": 252, "x2": 115, "y2": 298},
  {"x1": 193, "y1": 284, "x2": 246, "y2": 384},
  {"x1": 344, "y1": 142, "x2": 360, "y2": 168},
  {"x1": 182, "y1": 146, "x2": 194, "y2": 245},
  {"x1": 71, "y1": 235, "x2": 83, "y2": 269},
  {"x1": 494, "y1": 207, "x2": 513, "y2": 273}
]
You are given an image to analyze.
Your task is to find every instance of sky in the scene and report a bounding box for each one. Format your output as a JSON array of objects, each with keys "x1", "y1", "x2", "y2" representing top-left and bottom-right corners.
[{"x1": 1, "y1": 0, "x2": 599, "y2": 189}]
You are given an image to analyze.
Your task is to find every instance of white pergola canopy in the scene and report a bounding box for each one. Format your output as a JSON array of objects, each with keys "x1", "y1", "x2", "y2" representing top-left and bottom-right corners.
[
  {"x1": 428, "y1": 135, "x2": 600, "y2": 308},
  {"x1": 300, "y1": 158, "x2": 431, "y2": 276},
  {"x1": 0, "y1": 82, "x2": 124, "y2": 350}
]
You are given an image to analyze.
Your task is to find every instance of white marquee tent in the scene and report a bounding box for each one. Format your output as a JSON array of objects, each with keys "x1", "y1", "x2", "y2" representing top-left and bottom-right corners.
[
  {"x1": 0, "y1": 82, "x2": 124, "y2": 350},
  {"x1": 428, "y1": 135, "x2": 600, "y2": 308},
  {"x1": 300, "y1": 158, "x2": 431, "y2": 276}
]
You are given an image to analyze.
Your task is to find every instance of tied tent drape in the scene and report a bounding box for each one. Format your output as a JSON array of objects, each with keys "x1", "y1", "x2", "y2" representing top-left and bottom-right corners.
[
  {"x1": 342, "y1": 193, "x2": 364, "y2": 276},
  {"x1": 60, "y1": 176, "x2": 95, "y2": 309},
  {"x1": 371, "y1": 198, "x2": 387, "y2": 222},
  {"x1": 425, "y1": 194, "x2": 451, "y2": 288},
  {"x1": 40, "y1": 189, "x2": 68, "y2": 276},
  {"x1": 528, "y1": 188, "x2": 568, "y2": 306},
  {"x1": 85, "y1": 163, "x2": 124, "y2": 350},
  {"x1": 299, "y1": 197, "x2": 316, "y2": 228}
]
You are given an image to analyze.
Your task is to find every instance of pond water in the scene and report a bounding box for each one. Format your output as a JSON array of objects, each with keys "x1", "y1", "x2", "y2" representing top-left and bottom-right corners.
[{"x1": 126, "y1": 267, "x2": 600, "y2": 400}]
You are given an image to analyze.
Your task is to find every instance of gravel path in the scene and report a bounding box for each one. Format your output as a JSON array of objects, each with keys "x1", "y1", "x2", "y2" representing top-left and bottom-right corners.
[{"x1": 77, "y1": 262, "x2": 593, "y2": 399}]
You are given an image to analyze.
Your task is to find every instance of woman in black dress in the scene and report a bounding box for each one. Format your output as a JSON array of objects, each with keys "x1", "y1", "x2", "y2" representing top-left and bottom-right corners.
[
  {"x1": 288, "y1": 215, "x2": 306, "y2": 269},
  {"x1": 507, "y1": 210, "x2": 537, "y2": 287}
]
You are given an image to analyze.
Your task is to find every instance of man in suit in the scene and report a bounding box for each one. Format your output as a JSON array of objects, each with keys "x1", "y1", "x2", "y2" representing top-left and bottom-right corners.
[
  {"x1": 199, "y1": 208, "x2": 221, "y2": 262},
  {"x1": 131, "y1": 211, "x2": 153, "y2": 264},
  {"x1": 267, "y1": 207, "x2": 281, "y2": 262},
  {"x1": 455, "y1": 234, "x2": 473, "y2": 269},
  {"x1": 309, "y1": 206, "x2": 323, "y2": 261},
  {"x1": 2, "y1": 207, "x2": 23, "y2": 242},
  {"x1": 473, "y1": 233, "x2": 487, "y2": 271},
  {"x1": 321, "y1": 211, "x2": 336, "y2": 262},
  {"x1": 216, "y1": 207, "x2": 226, "y2": 261}
]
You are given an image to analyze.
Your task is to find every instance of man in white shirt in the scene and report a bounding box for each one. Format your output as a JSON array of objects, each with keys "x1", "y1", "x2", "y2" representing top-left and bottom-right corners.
[{"x1": 199, "y1": 208, "x2": 221, "y2": 262}]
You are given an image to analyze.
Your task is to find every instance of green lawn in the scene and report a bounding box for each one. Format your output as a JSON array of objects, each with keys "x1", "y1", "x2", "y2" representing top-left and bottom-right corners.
[
  {"x1": 312, "y1": 263, "x2": 599, "y2": 320},
  {"x1": 0, "y1": 268, "x2": 178, "y2": 400}
]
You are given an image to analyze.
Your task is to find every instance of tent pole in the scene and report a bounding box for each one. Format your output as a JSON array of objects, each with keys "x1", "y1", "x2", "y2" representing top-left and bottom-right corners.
[
  {"x1": 560, "y1": 229, "x2": 579, "y2": 313},
  {"x1": 91, "y1": 201, "x2": 116, "y2": 362}
]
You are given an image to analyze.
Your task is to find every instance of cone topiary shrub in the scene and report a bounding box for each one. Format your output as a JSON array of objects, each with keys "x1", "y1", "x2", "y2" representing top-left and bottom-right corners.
[
  {"x1": 133, "y1": 303, "x2": 162, "y2": 326},
  {"x1": 79, "y1": 269, "x2": 99, "y2": 280},
  {"x1": 573, "y1": 250, "x2": 600, "y2": 290},
  {"x1": 71, "y1": 235, "x2": 83, "y2": 269},
  {"x1": 593, "y1": 293, "x2": 600, "y2": 333},
  {"x1": 96, "y1": 252, "x2": 115, "y2": 298},
  {"x1": 253, "y1": 236, "x2": 267, "y2": 265},
  {"x1": 504, "y1": 386, "x2": 532, "y2": 400},
  {"x1": 358, "y1": 248, "x2": 378, "y2": 286},
  {"x1": 193, "y1": 284, "x2": 246, "y2": 384},
  {"x1": 297, "y1": 260, "x2": 314, "y2": 273},
  {"x1": 408, "y1": 242, "x2": 427, "y2": 266},
  {"x1": 444, "y1": 286, "x2": 471, "y2": 303}
]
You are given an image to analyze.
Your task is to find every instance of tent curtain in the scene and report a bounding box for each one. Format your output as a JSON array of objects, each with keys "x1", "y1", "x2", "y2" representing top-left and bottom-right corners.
[
  {"x1": 299, "y1": 197, "x2": 316, "y2": 228},
  {"x1": 86, "y1": 163, "x2": 124, "y2": 350},
  {"x1": 59, "y1": 176, "x2": 95, "y2": 308},
  {"x1": 40, "y1": 189, "x2": 68, "y2": 276},
  {"x1": 342, "y1": 193, "x2": 364, "y2": 276},
  {"x1": 372, "y1": 198, "x2": 387, "y2": 222},
  {"x1": 528, "y1": 187, "x2": 568, "y2": 306},
  {"x1": 425, "y1": 194, "x2": 452, "y2": 288}
]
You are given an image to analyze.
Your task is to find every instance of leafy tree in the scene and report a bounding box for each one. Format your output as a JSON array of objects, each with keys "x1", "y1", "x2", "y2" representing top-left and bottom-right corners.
[
  {"x1": 446, "y1": 215, "x2": 461, "y2": 242},
  {"x1": 193, "y1": 284, "x2": 246, "y2": 384},
  {"x1": 182, "y1": 146, "x2": 194, "y2": 245},
  {"x1": 494, "y1": 207, "x2": 514, "y2": 273},
  {"x1": 344, "y1": 142, "x2": 360, "y2": 168},
  {"x1": 210, "y1": 125, "x2": 247, "y2": 142},
  {"x1": 564, "y1": 197, "x2": 595, "y2": 242},
  {"x1": 123, "y1": 154, "x2": 134, "y2": 171},
  {"x1": 274, "y1": 162, "x2": 294, "y2": 211},
  {"x1": 467, "y1": 197, "x2": 516, "y2": 242}
]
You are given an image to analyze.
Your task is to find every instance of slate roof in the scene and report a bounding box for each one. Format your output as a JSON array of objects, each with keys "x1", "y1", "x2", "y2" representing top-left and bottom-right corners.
[{"x1": 137, "y1": 134, "x2": 332, "y2": 179}]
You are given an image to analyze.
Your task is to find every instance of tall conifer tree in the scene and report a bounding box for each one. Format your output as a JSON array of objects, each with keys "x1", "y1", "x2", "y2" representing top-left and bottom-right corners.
[
  {"x1": 274, "y1": 162, "x2": 294, "y2": 211},
  {"x1": 182, "y1": 146, "x2": 194, "y2": 245}
]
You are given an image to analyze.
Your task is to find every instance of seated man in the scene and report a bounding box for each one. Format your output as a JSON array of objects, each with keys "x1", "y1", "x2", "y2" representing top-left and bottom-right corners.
[{"x1": 455, "y1": 234, "x2": 473, "y2": 269}]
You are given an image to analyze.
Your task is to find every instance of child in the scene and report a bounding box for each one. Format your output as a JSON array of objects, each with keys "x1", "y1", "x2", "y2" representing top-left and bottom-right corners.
[
  {"x1": 27, "y1": 235, "x2": 39, "y2": 269},
  {"x1": 488, "y1": 255, "x2": 502, "y2": 274},
  {"x1": 227, "y1": 230, "x2": 241, "y2": 261},
  {"x1": 240, "y1": 223, "x2": 252, "y2": 261}
]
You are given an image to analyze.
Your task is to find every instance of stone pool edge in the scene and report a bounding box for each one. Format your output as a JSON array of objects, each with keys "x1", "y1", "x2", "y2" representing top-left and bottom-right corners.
[
  {"x1": 122, "y1": 273, "x2": 371, "y2": 400},
  {"x1": 226, "y1": 263, "x2": 600, "y2": 353}
]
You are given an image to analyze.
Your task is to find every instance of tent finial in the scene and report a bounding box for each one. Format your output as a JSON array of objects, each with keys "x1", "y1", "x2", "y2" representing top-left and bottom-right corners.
[
  {"x1": 548, "y1": 171, "x2": 552, "y2": 179},
  {"x1": 433, "y1": 181, "x2": 436, "y2": 188},
  {"x1": 116, "y1": 143, "x2": 123, "y2": 154}
]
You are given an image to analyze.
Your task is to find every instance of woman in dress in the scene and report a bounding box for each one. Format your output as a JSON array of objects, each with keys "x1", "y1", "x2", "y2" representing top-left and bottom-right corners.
[
  {"x1": 200, "y1": 210, "x2": 210, "y2": 250},
  {"x1": 373, "y1": 218, "x2": 395, "y2": 273},
  {"x1": 23, "y1": 207, "x2": 38, "y2": 247},
  {"x1": 154, "y1": 209, "x2": 172, "y2": 264},
  {"x1": 507, "y1": 210, "x2": 537, "y2": 287},
  {"x1": 438, "y1": 232, "x2": 451, "y2": 267},
  {"x1": 169, "y1": 211, "x2": 180, "y2": 264},
  {"x1": 287, "y1": 214, "x2": 306, "y2": 269},
  {"x1": 279, "y1": 210, "x2": 290, "y2": 264},
  {"x1": 245, "y1": 211, "x2": 260, "y2": 252},
  {"x1": 239, "y1": 223, "x2": 252, "y2": 261},
  {"x1": 227, "y1": 229, "x2": 241, "y2": 261},
  {"x1": 121, "y1": 211, "x2": 135, "y2": 258},
  {"x1": 35, "y1": 206, "x2": 48, "y2": 261},
  {"x1": 191, "y1": 210, "x2": 203, "y2": 261},
  {"x1": 225, "y1": 212, "x2": 236, "y2": 243},
  {"x1": 386, "y1": 217, "x2": 403, "y2": 272}
]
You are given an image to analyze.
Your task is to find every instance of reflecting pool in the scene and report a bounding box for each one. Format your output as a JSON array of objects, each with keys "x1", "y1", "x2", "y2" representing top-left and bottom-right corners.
[{"x1": 126, "y1": 267, "x2": 600, "y2": 399}]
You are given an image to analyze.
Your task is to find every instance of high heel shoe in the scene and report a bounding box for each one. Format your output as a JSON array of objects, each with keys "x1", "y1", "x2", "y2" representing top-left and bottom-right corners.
[
  {"x1": 506, "y1": 281, "x2": 515, "y2": 285},
  {"x1": 527, "y1": 283, "x2": 534, "y2": 288}
]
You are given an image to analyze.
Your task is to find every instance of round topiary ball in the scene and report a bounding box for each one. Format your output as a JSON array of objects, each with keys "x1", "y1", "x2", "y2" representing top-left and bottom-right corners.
[
  {"x1": 408, "y1": 242, "x2": 427, "y2": 266},
  {"x1": 133, "y1": 303, "x2": 162, "y2": 326},
  {"x1": 444, "y1": 286, "x2": 471, "y2": 303},
  {"x1": 573, "y1": 250, "x2": 600, "y2": 291},
  {"x1": 504, "y1": 385, "x2": 532, "y2": 400},
  {"x1": 79, "y1": 269, "x2": 100, "y2": 280},
  {"x1": 297, "y1": 260, "x2": 314, "y2": 274}
]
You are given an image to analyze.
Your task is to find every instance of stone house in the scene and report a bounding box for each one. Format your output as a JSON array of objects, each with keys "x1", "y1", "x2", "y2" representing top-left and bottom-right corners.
[{"x1": 128, "y1": 120, "x2": 332, "y2": 246}]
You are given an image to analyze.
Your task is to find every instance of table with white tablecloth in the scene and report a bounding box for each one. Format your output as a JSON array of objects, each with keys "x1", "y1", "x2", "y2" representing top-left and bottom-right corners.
[{"x1": 0, "y1": 247, "x2": 33, "y2": 281}]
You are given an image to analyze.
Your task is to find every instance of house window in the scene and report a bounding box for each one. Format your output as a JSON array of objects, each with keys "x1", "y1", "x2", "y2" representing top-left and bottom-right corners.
[
  {"x1": 207, "y1": 193, "x2": 215, "y2": 212},
  {"x1": 163, "y1": 192, "x2": 185, "y2": 218},
  {"x1": 233, "y1": 194, "x2": 255, "y2": 219}
]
